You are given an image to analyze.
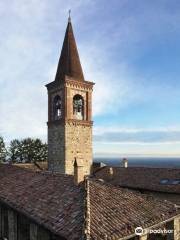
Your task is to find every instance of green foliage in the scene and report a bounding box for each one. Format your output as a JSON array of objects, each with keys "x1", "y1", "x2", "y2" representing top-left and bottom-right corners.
[
  {"x1": 0, "y1": 136, "x2": 7, "y2": 162},
  {"x1": 9, "y1": 139, "x2": 22, "y2": 163},
  {"x1": 8, "y1": 138, "x2": 47, "y2": 163}
]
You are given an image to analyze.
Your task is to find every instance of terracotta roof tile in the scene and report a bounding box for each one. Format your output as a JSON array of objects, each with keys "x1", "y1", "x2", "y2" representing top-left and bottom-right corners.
[
  {"x1": 87, "y1": 179, "x2": 180, "y2": 240},
  {"x1": 0, "y1": 165, "x2": 179, "y2": 240},
  {"x1": 0, "y1": 164, "x2": 84, "y2": 239},
  {"x1": 95, "y1": 167, "x2": 180, "y2": 194}
]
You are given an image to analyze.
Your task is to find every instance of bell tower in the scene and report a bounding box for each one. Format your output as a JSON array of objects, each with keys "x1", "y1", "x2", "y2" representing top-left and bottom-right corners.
[{"x1": 46, "y1": 16, "x2": 94, "y2": 176}]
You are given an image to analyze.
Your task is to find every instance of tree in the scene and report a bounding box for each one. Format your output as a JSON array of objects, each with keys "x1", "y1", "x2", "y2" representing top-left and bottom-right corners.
[
  {"x1": 31, "y1": 139, "x2": 47, "y2": 163},
  {"x1": 21, "y1": 138, "x2": 34, "y2": 163},
  {"x1": 9, "y1": 139, "x2": 22, "y2": 163},
  {"x1": 0, "y1": 136, "x2": 7, "y2": 162},
  {"x1": 8, "y1": 138, "x2": 47, "y2": 163}
]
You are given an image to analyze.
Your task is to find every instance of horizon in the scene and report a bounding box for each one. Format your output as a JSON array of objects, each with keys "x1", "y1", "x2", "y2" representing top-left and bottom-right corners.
[{"x1": 1, "y1": 1, "x2": 180, "y2": 157}]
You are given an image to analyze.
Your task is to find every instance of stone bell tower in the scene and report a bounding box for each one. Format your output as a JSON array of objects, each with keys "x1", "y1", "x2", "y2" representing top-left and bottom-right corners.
[{"x1": 46, "y1": 16, "x2": 94, "y2": 176}]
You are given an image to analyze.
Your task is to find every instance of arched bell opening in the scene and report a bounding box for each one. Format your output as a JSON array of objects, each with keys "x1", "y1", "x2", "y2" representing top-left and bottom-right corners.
[
  {"x1": 53, "y1": 95, "x2": 62, "y2": 120},
  {"x1": 73, "y1": 94, "x2": 84, "y2": 120}
]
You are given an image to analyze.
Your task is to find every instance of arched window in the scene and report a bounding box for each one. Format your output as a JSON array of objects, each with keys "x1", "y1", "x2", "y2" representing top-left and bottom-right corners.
[
  {"x1": 73, "y1": 94, "x2": 84, "y2": 120},
  {"x1": 53, "y1": 95, "x2": 62, "y2": 120}
]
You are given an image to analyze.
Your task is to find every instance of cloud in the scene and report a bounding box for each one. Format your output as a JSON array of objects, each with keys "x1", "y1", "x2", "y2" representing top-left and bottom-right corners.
[
  {"x1": 81, "y1": 53, "x2": 138, "y2": 116},
  {"x1": 94, "y1": 126, "x2": 180, "y2": 143},
  {"x1": 93, "y1": 126, "x2": 180, "y2": 157},
  {"x1": 0, "y1": 0, "x2": 100, "y2": 142},
  {"x1": 1, "y1": 0, "x2": 180, "y2": 152},
  {"x1": 0, "y1": 0, "x2": 138, "y2": 142}
]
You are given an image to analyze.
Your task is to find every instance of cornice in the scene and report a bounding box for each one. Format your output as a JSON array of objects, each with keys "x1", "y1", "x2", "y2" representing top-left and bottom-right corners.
[
  {"x1": 46, "y1": 75, "x2": 95, "y2": 92},
  {"x1": 65, "y1": 77, "x2": 94, "y2": 91},
  {"x1": 47, "y1": 119, "x2": 93, "y2": 127},
  {"x1": 65, "y1": 119, "x2": 93, "y2": 126}
]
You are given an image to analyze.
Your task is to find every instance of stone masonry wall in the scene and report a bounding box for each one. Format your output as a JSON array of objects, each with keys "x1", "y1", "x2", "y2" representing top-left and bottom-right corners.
[
  {"x1": 65, "y1": 122, "x2": 92, "y2": 175},
  {"x1": 48, "y1": 122, "x2": 92, "y2": 175},
  {"x1": 48, "y1": 124, "x2": 65, "y2": 173},
  {"x1": 47, "y1": 80, "x2": 93, "y2": 175}
]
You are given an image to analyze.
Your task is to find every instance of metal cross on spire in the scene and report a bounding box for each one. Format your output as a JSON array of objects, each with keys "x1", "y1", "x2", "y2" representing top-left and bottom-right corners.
[{"x1": 68, "y1": 9, "x2": 71, "y2": 22}]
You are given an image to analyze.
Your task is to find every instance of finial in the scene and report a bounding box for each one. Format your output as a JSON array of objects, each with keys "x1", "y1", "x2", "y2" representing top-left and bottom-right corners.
[{"x1": 68, "y1": 9, "x2": 71, "y2": 22}]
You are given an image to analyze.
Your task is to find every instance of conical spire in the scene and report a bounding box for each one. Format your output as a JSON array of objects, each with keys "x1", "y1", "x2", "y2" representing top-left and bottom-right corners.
[{"x1": 55, "y1": 16, "x2": 84, "y2": 82}]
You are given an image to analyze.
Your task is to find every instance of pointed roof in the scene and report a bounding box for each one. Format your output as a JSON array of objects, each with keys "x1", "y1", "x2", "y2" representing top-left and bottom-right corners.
[{"x1": 55, "y1": 17, "x2": 84, "y2": 82}]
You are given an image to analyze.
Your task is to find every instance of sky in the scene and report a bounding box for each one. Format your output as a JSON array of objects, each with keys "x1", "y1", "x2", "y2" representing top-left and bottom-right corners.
[{"x1": 1, "y1": 0, "x2": 180, "y2": 157}]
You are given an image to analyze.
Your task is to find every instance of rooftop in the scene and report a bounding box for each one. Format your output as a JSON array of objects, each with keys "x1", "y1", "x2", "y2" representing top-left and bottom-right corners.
[
  {"x1": 95, "y1": 166, "x2": 180, "y2": 194},
  {"x1": 0, "y1": 164, "x2": 84, "y2": 239},
  {"x1": 0, "y1": 164, "x2": 179, "y2": 240},
  {"x1": 87, "y1": 179, "x2": 179, "y2": 239}
]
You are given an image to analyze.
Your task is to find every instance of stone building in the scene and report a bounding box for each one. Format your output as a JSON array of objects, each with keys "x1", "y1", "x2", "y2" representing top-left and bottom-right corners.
[
  {"x1": 46, "y1": 15, "x2": 94, "y2": 176},
  {"x1": 0, "y1": 16, "x2": 180, "y2": 240}
]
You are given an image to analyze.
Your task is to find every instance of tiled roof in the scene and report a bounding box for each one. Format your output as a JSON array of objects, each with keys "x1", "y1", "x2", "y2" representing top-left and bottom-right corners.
[
  {"x1": 86, "y1": 179, "x2": 180, "y2": 240},
  {"x1": 95, "y1": 166, "x2": 180, "y2": 194},
  {"x1": 0, "y1": 164, "x2": 84, "y2": 240},
  {"x1": 0, "y1": 164, "x2": 179, "y2": 240}
]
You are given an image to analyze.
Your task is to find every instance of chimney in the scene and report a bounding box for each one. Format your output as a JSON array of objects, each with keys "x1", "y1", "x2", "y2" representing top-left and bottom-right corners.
[
  {"x1": 122, "y1": 158, "x2": 128, "y2": 168},
  {"x1": 108, "y1": 167, "x2": 114, "y2": 180},
  {"x1": 74, "y1": 158, "x2": 84, "y2": 185},
  {"x1": 109, "y1": 167, "x2": 113, "y2": 175}
]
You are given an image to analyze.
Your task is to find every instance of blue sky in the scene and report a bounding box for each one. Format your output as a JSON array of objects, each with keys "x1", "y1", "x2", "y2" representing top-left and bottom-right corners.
[{"x1": 1, "y1": 0, "x2": 180, "y2": 157}]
